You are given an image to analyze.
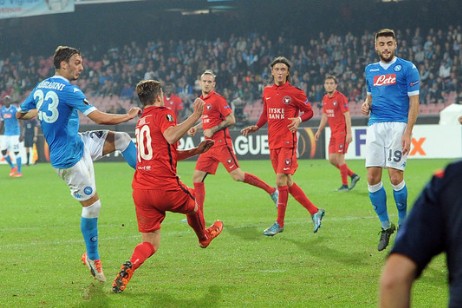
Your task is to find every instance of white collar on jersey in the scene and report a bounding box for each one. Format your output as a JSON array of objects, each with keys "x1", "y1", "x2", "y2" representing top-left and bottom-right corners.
[{"x1": 379, "y1": 57, "x2": 397, "y2": 70}]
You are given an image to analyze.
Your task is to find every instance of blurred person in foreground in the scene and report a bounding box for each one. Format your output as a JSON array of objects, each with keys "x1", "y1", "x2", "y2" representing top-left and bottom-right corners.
[
  {"x1": 112, "y1": 80, "x2": 223, "y2": 293},
  {"x1": 241, "y1": 56, "x2": 325, "y2": 236},
  {"x1": 17, "y1": 46, "x2": 141, "y2": 282},
  {"x1": 361, "y1": 29, "x2": 420, "y2": 251},
  {"x1": 380, "y1": 159, "x2": 462, "y2": 308},
  {"x1": 314, "y1": 75, "x2": 360, "y2": 192},
  {"x1": 187, "y1": 70, "x2": 278, "y2": 215},
  {"x1": 0, "y1": 95, "x2": 23, "y2": 177}
]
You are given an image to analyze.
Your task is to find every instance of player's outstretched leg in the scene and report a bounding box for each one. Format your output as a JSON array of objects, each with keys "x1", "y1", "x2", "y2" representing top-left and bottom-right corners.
[
  {"x1": 243, "y1": 173, "x2": 277, "y2": 206},
  {"x1": 113, "y1": 132, "x2": 137, "y2": 169},
  {"x1": 113, "y1": 242, "x2": 156, "y2": 293},
  {"x1": 112, "y1": 261, "x2": 134, "y2": 293},
  {"x1": 199, "y1": 220, "x2": 224, "y2": 248}
]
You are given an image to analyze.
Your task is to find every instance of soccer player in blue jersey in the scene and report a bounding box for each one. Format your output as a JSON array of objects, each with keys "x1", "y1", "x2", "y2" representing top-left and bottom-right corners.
[
  {"x1": 361, "y1": 29, "x2": 420, "y2": 251},
  {"x1": 0, "y1": 95, "x2": 22, "y2": 177},
  {"x1": 17, "y1": 46, "x2": 141, "y2": 282},
  {"x1": 0, "y1": 95, "x2": 23, "y2": 177}
]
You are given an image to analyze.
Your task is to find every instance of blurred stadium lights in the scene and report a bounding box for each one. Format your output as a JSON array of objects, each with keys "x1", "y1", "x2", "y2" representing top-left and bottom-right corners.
[
  {"x1": 75, "y1": 0, "x2": 144, "y2": 4},
  {"x1": 75, "y1": 0, "x2": 237, "y2": 13}
]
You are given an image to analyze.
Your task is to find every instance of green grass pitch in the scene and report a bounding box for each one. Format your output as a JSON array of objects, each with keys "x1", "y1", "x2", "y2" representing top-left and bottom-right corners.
[{"x1": 1, "y1": 158, "x2": 453, "y2": 307}]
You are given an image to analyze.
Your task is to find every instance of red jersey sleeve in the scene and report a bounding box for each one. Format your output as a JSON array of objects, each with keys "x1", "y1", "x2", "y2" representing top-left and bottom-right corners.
[
  {"x1": 292, "y1": 87, "x2": 313, "y2": 122},
  {"x1": 256, "y1": 97, "x2": 268, "y2": 128},
  {"x1": 338, "y1": 92, "x2": 349, "y2": 113}
]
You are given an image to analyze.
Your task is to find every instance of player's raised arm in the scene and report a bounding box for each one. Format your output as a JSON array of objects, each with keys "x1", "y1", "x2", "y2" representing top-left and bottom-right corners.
[
  {"x1": 87, "y1": 107, "x2": 141, "y2": 125},
  {"x1": 164, "y1": 98, "x2": 204, "y2": 144},
  {"x1": 177, "y1": 140, "x2": 214, "y2": 161},
  {"x1": 17, "y1": 109, "x2": 38, "y2": 120}
]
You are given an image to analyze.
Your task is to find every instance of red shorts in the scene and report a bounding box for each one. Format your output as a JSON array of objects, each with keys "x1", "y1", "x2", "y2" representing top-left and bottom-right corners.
[
  {"x1": 195, "y1": 144, "x2": 239, "y2": 174},
  {"x1": 270, "y1": 147, "x2": 298, "y2": 175},
  {"x1": 132, "y1": 184, "x2": 196, "y2": 233},
  {"x1": 328, "y1": 134, "x2": 349, "y2": 154}
]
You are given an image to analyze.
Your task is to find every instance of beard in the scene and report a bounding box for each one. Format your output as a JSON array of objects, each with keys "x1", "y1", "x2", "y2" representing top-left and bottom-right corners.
[{"x1": 378, "y1": 50, "x2": 395, "y2": 63}]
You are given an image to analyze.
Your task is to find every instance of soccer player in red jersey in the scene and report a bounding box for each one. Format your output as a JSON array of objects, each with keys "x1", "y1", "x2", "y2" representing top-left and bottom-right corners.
[
  {"x1": 163, "y1": 82, "x2": 184, "y2": 121},
  {"x1": 314, "y1": 75, "x2": 360, "y2": 192},
  {"x1": 188, "y1": 70, "x2": 278, "y2": 213},
  {"x1": 112, "y1": 80, "x2": 223, "y2": 293},
  {"x1": 241, "y1": 56, "x2": 325, "y2": 236}
]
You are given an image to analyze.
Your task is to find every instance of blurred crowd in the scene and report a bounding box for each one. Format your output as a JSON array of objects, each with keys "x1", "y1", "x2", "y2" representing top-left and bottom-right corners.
[{"x1": 1, "y1": 25, "x2": 461, "y2": 123}]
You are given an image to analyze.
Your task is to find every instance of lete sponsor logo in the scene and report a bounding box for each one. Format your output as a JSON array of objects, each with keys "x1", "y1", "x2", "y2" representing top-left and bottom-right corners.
[{"x1": 373, "y1": 74, "x2": 396, "y2": 86}]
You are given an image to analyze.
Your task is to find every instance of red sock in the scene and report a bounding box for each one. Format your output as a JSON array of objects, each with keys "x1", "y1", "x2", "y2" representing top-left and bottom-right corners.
[
  {"x1": 346, "y1": 165, "x2": 355, "y2": 177},
  {"x1": 130, "y1": 242, "x2": 156, "y2": 271},
  {"x1": 339, "y1": 164, "x2": 348, "y2": 186},
  {"x1": 288, "y1": 182, "x2": 318, "y2": 215},
  {"x1": 276, "y1": 186, "x2": 289, "y2": 227},
  {"x1": 194, "y1": 182, "x2": 205, "y2": 211},
  {"x1": 244, "y1": 173, "x2": 275, "y2": 194},
  {"x1": 186, "y1": 209, "x2": 206, "y2": 241}
]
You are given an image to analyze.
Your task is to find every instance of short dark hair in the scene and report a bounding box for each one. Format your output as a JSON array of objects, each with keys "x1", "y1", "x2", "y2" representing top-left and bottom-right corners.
[
  {"x1": 325, "y1": 74, "x2": 338, "y2": 84},
  {"x1": 270, "y1": 56, "x2": 291, "y2": 70},
  {"x1": 53, "y1": 46, "x2": 81, "y2": 69},
  {"x1": 136, "y1": 80, "x2": 162, "y2": 106},
  {"x1": 375, "y1": 28, "x2": 396, "y2": 41}
]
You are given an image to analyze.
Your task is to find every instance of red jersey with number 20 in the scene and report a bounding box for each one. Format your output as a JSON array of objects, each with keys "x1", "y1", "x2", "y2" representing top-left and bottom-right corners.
[
  {"x1": 259, "y1": 82, "x2": 313, "y2": 150},
  {"x1": 133, "y1": 106, "x2": 180, "y2": 191},
  {"x1": 321, "y1": 90, "x2": 349, "y2": 136}
]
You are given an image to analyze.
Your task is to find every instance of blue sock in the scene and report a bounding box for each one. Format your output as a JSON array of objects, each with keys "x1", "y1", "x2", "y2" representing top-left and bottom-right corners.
[
  {"x1": 16, "y1": 157, "x2": 22, "y2": 173},
  {"x1": 4, "y1": 155, "x2": 14, "y2": 168},
  {"x1": 121, "y1": 141, "x2": 137, "y2": 169},
  {"x1": 369, "y1": 186, "x2": 390, "y2": 229},
  {"x1": 80, "y1": 217, "x2": 99, "y2": 260},
  {"x1": 393, "y1": 185, "x2": 408, "y2": 226}
]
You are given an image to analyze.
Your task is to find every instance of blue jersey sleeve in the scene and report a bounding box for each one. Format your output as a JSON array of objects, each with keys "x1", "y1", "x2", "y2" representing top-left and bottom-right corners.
[
  {"x1": 20, "y1": 89, "x2": 39, "y2": 112},
  {"x1": 406, "y1": 62, "x2": 420, "y2": 96}
]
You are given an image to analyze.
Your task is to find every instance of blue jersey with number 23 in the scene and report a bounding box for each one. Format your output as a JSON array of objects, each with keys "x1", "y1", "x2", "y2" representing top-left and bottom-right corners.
[{"x1": 20, "y1": 75, "x2": 96, "y2": 168}]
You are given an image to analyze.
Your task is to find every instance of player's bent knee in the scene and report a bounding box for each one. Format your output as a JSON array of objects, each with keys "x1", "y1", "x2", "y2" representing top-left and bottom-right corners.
[
  {"x1": 81, "y1": 200, "x2": 102, "y2": 218},
  {"x1": 114, "y1": 131, "x2": 132, "y2": 152}
]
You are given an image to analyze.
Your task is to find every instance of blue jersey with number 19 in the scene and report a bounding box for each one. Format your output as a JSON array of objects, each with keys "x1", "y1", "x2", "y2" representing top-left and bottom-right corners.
[
  {"x1": 20, "y1": 75, "x2": 96, "y2": 168},
  {"x1": 365, "y1": 57, "x2": 420, "y2": 125}
]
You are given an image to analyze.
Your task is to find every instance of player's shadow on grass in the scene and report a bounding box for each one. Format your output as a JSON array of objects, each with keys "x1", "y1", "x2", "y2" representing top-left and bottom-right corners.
[
  {"x1": 148, "y1": 285, "x2": 221, "y2": 307},
  {"x1": 222, "y1": 223, "x2": 264, "y2": 241},
  {"x1": 286, "y1": 236, "x2": 370, "y2": 267},
  {"x1": 78, "y1": 282, "x2": 110, "y2": 307}
]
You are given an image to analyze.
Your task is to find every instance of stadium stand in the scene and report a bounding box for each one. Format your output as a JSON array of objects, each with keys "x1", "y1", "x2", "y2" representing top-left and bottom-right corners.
[{"x1": 0, "y1": 24, "x2": 460, "y2": 122}]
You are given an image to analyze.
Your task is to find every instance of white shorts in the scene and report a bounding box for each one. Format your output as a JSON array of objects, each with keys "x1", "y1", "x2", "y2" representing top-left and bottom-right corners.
[
  {"x1": 1, "y1": 135, "x2": 20, "y2": 153},
  {"x1": 56, "y1": 130, "x2": 109, "y2": 201},
  {"x1": 365, "y1": 122, "x2": 407, "y2": 170}
]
